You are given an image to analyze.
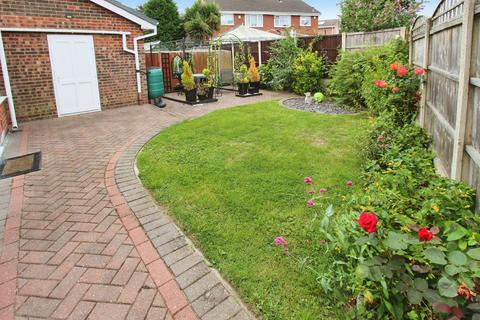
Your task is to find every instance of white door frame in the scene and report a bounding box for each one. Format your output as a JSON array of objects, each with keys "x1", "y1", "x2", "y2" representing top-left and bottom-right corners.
[{"x1": 48, "y1": 34, "x2": 101, "y2": 117}]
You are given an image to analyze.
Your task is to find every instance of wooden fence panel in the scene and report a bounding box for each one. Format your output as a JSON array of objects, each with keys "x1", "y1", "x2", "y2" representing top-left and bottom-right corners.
[
  {"x1": 343, "y1": 28, "x2": 406, "y2": 51},
  {"x1": 412, "y1": 0, "x2": 480, "y2": 208}
]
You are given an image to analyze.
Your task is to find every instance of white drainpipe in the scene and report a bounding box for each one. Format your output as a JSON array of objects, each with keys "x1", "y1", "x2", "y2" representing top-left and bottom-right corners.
[
  {"x1": 0, "y1": 31, "x2": 18, "y2": 129},
  {"x1": 128, "y1": 29, "x2": 158, "y2": 96}
]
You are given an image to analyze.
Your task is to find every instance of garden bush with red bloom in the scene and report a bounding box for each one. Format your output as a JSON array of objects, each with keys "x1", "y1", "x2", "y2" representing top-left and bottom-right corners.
[{"x1": 278, "y1": 40, "x2": 480, "y2": 319}]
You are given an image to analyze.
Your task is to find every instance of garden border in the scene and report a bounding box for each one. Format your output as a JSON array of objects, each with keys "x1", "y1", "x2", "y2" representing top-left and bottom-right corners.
[{"x1": 113, "y1": 128, "x2": 256, "y2": 320}]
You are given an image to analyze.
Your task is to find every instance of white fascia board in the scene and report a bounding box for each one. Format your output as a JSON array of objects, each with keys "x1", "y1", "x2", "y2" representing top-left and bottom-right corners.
[
  {"x1": 220, "y1": 10, "x2": 321, "y2": 17},
  {"x1": 90, "y1": 0, "x2": 157, "y2": 30},
  {"x1": 0, "y1": 28, "x2": 130, "y2": 35}
]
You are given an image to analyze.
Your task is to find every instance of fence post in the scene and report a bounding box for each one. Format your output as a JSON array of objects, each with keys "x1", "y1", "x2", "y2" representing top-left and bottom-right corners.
[
  {"x1": 419, "y1": 18, "x2": 431, "y2": 127},
  {"x1": 341, "y1": 32, "x2": 346, "y2": 51},
  {"x1": 400, "y1": 27, "x2": 407, "y2": 40},
  {"x1": 451, "y1": 0, "x2": 475, "y2": 180},
  {"x1": 408, "y1": 28, "x2": 413, "y2": 65}
]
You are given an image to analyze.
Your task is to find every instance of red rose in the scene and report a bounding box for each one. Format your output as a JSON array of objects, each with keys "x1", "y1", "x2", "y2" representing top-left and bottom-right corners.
[
  {"x1": 414, "y1": 67, "x2": 425, "y2": 75},
  {"x1": 357, "y1": 212, "x2": 378, "y2": 233},
  {"x1": 374, "y1": 80, "x2": 388, "y2": 89},
  {"x1": 418, "y1": 227, "x2": 433, "y2": 241},
  {"x1": 391, "y1": 87, "x2": 399, "y2": 93},
  {"x1": 390, "y1": 63, "x2": 398, "y2": 71},
  {"x1": 397, "y1": 67, "x2": 408, "y2": 77}
]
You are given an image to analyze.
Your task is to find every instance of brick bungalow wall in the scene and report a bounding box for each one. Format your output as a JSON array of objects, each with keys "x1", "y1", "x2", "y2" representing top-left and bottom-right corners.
[
  {"x1": 219, "y1": 14, "x2": 320, "y2": 36},
  {"x1": 0, "y1": 0, "x2": 149, "y2": 121},
  {"x1": 0, "y1": 99, "x2": 8, "y2": 143}
]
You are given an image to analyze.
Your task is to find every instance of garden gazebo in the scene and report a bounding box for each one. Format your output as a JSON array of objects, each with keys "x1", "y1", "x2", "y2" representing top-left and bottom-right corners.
[{"x1": 215, "y1": 25, "x2": 284, "y2": 69}]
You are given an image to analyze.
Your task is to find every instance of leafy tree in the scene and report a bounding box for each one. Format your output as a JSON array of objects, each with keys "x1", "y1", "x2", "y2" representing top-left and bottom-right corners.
[
  {"x1": 339, "y1": 0, "x2": 422, "y2": 32},
  {"x1": 184, "y1": 0, "x2": 220, "y2": 41},
  {"x1": 143, "y1": 0, "x2": 184, "y2": 42}
]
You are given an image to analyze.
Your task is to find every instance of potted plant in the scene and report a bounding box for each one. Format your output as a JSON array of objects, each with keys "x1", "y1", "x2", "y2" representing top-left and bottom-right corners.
[
  {"x1": 248, "y1": 57, "x2": 261, "y2": 94},
  {"x1": 202, "y1": 68, "x2": 215, "y2": 99},
  {"x1": 181, "y1": 61, "x2": 196, "y2": 103},
  {"x1": 237, "y1": 64, "x2": 249, "y2": 95},
  {"x1": 197, "y1": 83, "x2": 208, "y2": 101}
]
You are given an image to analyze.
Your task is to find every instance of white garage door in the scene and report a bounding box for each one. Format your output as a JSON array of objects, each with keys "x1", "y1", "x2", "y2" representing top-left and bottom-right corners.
[{"x1": 48, "y1": 35, "x2": 101, "y2": 117}]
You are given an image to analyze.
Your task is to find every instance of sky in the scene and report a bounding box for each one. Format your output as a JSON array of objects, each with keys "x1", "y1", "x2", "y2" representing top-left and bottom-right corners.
[{"x1": 121, "y1": 0, "x2": 438, "y2": 20}]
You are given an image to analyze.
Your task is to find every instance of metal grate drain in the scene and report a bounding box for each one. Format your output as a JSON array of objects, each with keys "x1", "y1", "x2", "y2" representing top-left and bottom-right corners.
[{"x1": 0, "y1": 152, "x2": 41, "y2": 179}]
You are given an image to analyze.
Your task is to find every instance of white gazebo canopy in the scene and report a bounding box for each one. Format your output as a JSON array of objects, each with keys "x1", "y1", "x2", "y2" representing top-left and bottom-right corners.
[
  {"x1": 215, "y1": 25, "x2": 284, "y2": 43},
  {"x1": 216, "y1": 26, "x2": 284, "y2": 67}
]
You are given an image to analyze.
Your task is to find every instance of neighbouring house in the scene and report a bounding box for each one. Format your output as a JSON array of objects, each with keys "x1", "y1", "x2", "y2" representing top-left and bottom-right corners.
[
  {"x1": 212, "y1": 0, "x2": 321, "y2": 36},
  {"x1": 0, "y1": 0, "x2": 158, "y2": 128},
  {"x1": 318, "y1": 19, "x2": 340, "y2": 35}
]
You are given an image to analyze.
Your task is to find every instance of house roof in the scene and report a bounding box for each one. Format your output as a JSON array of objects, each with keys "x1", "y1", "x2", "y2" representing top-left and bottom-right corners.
[
  {"x1": 211, "y1": 0, "x2": 320, "y2": 15},
  {"x1": 216, "y1": 25, "x2": 285, "y2": 42},
  {"x1": 90, "y1": 0, "x2": 158, "y2": 29},
  {"x1": 318, "y1": 19, "x2": 339, "y2": 28}
]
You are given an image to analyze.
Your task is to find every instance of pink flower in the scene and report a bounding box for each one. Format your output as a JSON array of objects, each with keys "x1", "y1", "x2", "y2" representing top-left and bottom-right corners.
[
  {"x1": 391, "y1": 87, "x2": 399, "y2": 93},
  {"x1": 414, "y1": 67, "x2": 425, "y2": 75},
  {"x1": 346, "y1": 180, "x2": 353, "y2": 186},
  {"x1": 307, "y1": 200, "x2": 315, "y2": 208},
  {"x1": 304, "y1": 176, "x2": 312, "y2": 184},
  {"x1": 308, "y1": 189, "x2": 316, "y2": 194},
  {"x1": 274, "y1": 236, "x2": 289, "y2": 254},
  {"x1": 397, "y1": 67, "x2": 408, "y2": 77},
  {"x1": 319, "y1": 188, "x2": 327, "y2": 194},
  {"x1": 274, "y1": 236, "x2": 287, "y2": 245}
]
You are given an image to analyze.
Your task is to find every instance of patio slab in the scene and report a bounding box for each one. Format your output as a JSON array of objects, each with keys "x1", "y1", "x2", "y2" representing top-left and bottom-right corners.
[{"x1": 0, "y1": 91, "x2": 291, "y2": 320}]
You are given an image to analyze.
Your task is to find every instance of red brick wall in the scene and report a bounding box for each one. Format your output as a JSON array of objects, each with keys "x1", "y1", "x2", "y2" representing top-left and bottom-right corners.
[
  {"x1": 0, "y1": 0, "x2": 150, "y2": 121},
  {"x1": 0, "y1": 99, "x2": 9, "y2": 144},
  {"x1": 218, "y1": 14, "x2": 320, "y2": 36}
]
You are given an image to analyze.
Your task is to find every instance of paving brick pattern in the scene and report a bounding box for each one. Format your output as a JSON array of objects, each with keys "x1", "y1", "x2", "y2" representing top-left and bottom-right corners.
[{"x1": 0, "y1": 91, "x2": 290, "y2": 320}]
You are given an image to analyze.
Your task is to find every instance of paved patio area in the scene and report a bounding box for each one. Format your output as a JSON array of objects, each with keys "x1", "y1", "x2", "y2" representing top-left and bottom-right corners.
[{"x1": 0, "y1": 91, "x2": 291, "y2": 320}]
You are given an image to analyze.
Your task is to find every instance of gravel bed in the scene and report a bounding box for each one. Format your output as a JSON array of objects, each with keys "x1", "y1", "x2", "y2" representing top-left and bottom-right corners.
[{"x1": 282, "y1": 98, "x2": 356, "y2": 114}]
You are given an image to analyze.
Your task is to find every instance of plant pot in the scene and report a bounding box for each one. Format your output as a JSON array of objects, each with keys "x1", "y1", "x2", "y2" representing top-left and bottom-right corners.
[
  {"x1": 185, "y1": 88, "x2": 197, "y2": 103},
  {"x1": 250, "y1": 82, "x2": 260, "y2": 93},
  {"x1": 198, "y1": 94, "x2": 208, "y2": 101},
  {"x1": 206, "y1": 87, "x2": 215, "y2": 99},
  {"x1": 248, "y1": 87, "x2": 256, "y2": 94},
  {"x1": 238, "y1": 83, "x2": 249, "y2": 95}
]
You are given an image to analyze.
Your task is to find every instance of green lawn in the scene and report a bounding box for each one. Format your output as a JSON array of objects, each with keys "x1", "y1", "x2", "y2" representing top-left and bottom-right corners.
[{"x1": 137, "y1": 101, "x2": 368, "y2": 319}]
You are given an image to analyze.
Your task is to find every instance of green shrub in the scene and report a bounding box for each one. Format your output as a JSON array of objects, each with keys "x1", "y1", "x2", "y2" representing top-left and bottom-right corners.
[
  {"x1": 292, "y1": 50, "x2": 327, "y2": 95},
  {"x1": 328, "y1": 50, "x2": 373, "y2": 109},
  {"x1": 260, "y1": 33, "x2": 301, "y2": 91},
  {"x1": 328, "y1": 39, "x2": 409, "y2": 110}
]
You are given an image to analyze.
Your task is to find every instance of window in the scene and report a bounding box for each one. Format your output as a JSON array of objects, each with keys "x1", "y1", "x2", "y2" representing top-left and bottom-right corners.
[
  {"x1": 245, "y1": 14, "x2": 263, "y2": 27},
  {"x1": 221, "y1": 14, "x2": 234, "y2": 26},
  {"x1": 300, "y1": 16, "x2": 311, "y2": 27},
  {"x1": 274, "y1": 15, "x2": 291, "y2": 27}
]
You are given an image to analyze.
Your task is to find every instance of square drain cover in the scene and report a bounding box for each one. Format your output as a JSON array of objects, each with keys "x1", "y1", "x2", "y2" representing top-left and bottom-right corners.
[{"x1": 0, "y1": 152, "x2": 41, "y2": 179}]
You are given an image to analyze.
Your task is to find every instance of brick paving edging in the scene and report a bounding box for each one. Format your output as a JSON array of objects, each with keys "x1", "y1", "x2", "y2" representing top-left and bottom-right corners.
[
  {"x1": 111, "y1": 130, "x2": 256, "y2": 320},
  {"x1": 0, "y1": 127, "x2": 28, "y2": 319}
]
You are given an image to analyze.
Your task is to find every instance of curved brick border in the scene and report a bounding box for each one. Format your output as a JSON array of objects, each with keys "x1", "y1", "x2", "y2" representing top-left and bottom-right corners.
[{"x1": 111, "y1": 130, "x2": 255, "y2": 320}]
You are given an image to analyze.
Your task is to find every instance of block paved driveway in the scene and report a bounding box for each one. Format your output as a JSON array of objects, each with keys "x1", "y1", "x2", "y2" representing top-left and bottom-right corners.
[{"x1": 0, "y1": 91, "x2": 291, "y2": 320}]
